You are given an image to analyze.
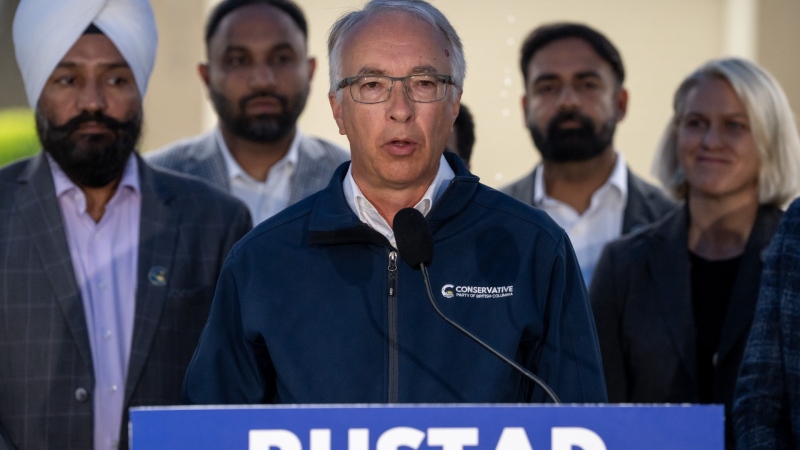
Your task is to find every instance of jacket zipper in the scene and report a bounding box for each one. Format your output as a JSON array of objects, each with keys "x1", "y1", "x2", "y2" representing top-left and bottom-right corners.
[{"x1": 387, "y1": 250, "x2": 399, "y2": 403}]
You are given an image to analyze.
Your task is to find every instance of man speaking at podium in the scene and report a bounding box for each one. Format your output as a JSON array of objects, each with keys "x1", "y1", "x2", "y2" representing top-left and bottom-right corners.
[{"x1": 184, "y1": 0, "x2": 606, "y2": 405}]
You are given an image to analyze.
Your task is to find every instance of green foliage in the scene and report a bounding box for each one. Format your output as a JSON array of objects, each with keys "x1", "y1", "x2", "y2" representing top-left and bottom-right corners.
[{"x1": 0, "y1": 108, "x2": 40, "y2": 167}]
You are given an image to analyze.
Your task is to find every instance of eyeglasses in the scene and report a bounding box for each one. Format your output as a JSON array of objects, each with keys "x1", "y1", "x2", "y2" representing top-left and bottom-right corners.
[{"x1": 337, "y1": 74, "x2": 455, "y2": 104}]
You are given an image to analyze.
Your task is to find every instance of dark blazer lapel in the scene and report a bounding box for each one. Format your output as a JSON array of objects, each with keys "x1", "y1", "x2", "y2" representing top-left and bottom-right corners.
[
  {"x1": 15, "y1": 154, "x2": 93, "y2": 370},
  {"x1": 647, "y1": 207, "x2": 698, "y2": 383},
  {"x1": 717, "y1": 205, "x2": 783, "y2": 362},
  {"x1": 124, "y1": 157, "x2": 179, "y2": 405}
]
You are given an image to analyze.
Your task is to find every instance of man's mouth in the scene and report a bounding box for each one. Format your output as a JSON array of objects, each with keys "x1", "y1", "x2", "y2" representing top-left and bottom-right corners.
[
  {"x1": 246, "y1": 98, "x2": 282, "y2": 114},
  {"x1": 384, "y1": 138, "x2": 417, "y2": 155},
  {"x1": 242, "y1": 93, "x2": 285, "y2": 115},
  {"x1": 556, "y1": 119, "x2": 582, "y2": 130},
  {"x1": 75, "y1": 121, "x2": 111, "y2": 133}
]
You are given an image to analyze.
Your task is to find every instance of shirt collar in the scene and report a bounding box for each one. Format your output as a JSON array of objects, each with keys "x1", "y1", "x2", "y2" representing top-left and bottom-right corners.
[
  {"x1": 49, "y1": 152, "x2": 140, "y2": 200},
  {"x1": 343, "y1": 154, "x2": 455, "y2": 241},
  {"x1": 215, "y1": 126, "x2": 301, "y2": 183},
  {"x1": 533, "y1": 151, "x2": 628, "y2": 204}
]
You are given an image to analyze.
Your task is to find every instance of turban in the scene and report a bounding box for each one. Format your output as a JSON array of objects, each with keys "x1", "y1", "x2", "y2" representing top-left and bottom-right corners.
[{"x1": 12, "y1": 0, "x2": 158, "y2": 108}]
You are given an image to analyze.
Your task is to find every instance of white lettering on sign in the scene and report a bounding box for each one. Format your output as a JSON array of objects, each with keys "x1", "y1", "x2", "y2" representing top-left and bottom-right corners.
[
  {"x1": 350, "y1": 428, "x2": 369, "y2": 450},
  {"x1": 247, "y1": 426, "x2": 606, "y2": 450},
  {"x1": 249, "y1": 429, "x2": 302, "y2": 450},
  {"x1": 377, "y1": 427, "x2": 425, "y2": 450},
  {"x1": 428, "y1": 428, "x2": 479, "y2": 450},
  {"x1": 310, "y1": 429, "x2": 331, "y2": 450},
  {"x1": 552, "y1": 427, "x2": 607, "y2": 450},
  {"x1": 494, "y1": 427, "x2": 533, "y2": 450}
]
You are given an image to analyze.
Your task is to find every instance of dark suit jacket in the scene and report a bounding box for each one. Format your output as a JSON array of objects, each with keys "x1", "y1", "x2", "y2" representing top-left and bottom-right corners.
[
  {"x1": 590, "y1": 204, "x2": 782, "y2": 447},
  {"x1": 734, "y1": 198, "x2": 800, "y2": 449},
  {"x1": 0, "y1": 153, "x2": 251, "y2": 450},
  {"x1": 500, "y1": 165, "x2": 675, "y2": 234}
]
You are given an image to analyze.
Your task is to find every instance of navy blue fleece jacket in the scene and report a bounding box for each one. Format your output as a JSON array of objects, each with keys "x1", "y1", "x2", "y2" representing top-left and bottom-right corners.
[{"x1": 183, "y1": 153, "x2": 607, "y2": 404}]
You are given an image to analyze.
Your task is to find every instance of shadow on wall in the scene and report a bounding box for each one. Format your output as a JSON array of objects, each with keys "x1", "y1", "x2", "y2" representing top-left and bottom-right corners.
[{"x1": 0, "y1": 108, "x2": 39, "y2": 167}]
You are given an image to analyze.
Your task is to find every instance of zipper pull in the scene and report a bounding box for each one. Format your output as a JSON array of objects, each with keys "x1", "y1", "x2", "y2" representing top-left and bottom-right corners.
[{"x1": 388, "y1": 251, "x2": 398, "y2": 297}]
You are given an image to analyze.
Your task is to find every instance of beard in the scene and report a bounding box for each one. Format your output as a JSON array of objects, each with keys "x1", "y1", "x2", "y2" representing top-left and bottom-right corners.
[
  {"x1": 210, "y1": 87, "x2": 308, "y2": 143},
  {"x1": 36, "y1": 109, "x2": 142, "y2": 188},
  {"x1": 528, "y1": 110, "x2": 616, "y2": 163}
]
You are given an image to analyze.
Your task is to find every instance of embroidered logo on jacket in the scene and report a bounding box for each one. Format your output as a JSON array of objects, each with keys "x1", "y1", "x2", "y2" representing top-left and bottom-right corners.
[{"x1": 441, "y1": 284, "x2": 514, "y2": 299}]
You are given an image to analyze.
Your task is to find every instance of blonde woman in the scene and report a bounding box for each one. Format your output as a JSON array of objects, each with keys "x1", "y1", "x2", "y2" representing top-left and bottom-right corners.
[{"x1": 589, "y1": 57, "x2": 800, "y2": 448}]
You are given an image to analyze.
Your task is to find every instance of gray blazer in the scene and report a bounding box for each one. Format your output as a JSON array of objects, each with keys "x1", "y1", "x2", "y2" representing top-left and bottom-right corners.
[
  {"x1": 500, "y1": 165, "x2": 675, "y2": 234},
  {"x1": 145, "y1": 129, "x2": 350, "y2": 208},
  {"x1": 0, "y1": 153, "x2": 252, "y2": 450}
]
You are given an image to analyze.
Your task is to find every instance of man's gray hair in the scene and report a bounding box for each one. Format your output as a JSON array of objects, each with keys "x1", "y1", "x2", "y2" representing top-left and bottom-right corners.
[
  {"x1": 327, "y1": 0, "x2": 465, "y2": 100},
  {"x1": 653, "y1": 57, "x2": 800, "y2": 206}
]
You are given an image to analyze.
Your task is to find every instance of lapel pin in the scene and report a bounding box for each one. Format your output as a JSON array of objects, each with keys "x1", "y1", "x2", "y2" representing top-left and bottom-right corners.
[{"x1": 148, "y1": 266, "x2": 167, "y2": 287}]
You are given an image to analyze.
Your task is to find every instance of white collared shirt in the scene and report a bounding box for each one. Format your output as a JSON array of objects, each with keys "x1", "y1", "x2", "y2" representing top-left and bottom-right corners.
[
  {"x1": 216, "y1": 127, "x2": 300, "y2": 225},
  {"x1": 534, "y1": 152, "x2": 629, "y2": 286},
  {"x1": 343, "y1": 155, "x2": 454, "y2": 248}
]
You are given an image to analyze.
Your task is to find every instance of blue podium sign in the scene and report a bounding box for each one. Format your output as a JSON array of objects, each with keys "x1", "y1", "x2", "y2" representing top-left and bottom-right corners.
[{"x1": 129, "y1": 404, "x2": 723, "y2": 449}]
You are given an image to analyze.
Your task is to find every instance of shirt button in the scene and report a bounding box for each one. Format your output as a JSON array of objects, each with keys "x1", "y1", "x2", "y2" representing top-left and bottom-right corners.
[
  {"x1": 712, "y1": 352, "x2": 719, "y2": 367},
  {"x1": 103, "y1": 330, "x2": 112, "y2": 340},
  {"x1": 110, "y1": 385, "x2": 118, "y2": 393},
  {"x1": 75, "y1": 387, "x2": 89, "y2": 402}
]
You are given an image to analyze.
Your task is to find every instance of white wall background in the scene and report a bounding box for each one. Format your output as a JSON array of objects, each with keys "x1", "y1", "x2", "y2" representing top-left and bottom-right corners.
[{"x1": 144, "y1": 0, "x2": 783, "y2": 189}]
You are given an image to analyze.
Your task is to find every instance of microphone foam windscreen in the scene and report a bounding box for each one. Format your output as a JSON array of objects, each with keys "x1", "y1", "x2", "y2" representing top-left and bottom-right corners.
[{"x1": 393, "y1": 207, "x2": 434, "y2": 268}]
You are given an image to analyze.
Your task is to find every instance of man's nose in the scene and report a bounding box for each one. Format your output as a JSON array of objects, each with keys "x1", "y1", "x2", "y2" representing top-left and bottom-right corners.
[
  {"x1": 77, "y1": 80, "x2": 106, "y2": 112},
  {"x1": 250, "y1": 63, "x2": 277, "y2": 89},
  {"x1": 387, "y1": 79, "x2": 414, "y2": 123},
  {"x1": 556, "y1": 85, "x2": 579, "y2": 111}
]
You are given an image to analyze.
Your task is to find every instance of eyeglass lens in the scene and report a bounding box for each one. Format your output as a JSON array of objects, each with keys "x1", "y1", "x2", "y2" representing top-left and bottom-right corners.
[{"x1": 352, "y1": 75, "x2": 446, "y2": 103}]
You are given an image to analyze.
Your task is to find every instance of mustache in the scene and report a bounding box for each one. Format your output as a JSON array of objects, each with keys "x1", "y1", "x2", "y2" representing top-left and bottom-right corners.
[
  {"x1": 35, "y1": 108, "x2": 141, "y2": 188},
  {"x1": 239, "y1": 91, "x2": 289, "y2": 113},
  {"x1": 547, "y1": 111, "x2": 595, "y2": 133},
  {"x1": 47, "y1": 110, "x2": 128, "y2": 136}
]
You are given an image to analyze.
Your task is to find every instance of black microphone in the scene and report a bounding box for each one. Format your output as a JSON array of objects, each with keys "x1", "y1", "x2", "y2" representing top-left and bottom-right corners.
[{"x1": 393, "y1": 207, "x2": 561, "y2": 404}]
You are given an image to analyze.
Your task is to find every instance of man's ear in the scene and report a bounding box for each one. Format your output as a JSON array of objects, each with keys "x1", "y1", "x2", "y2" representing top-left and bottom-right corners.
[
  {"x1": 452, "y1": 89, "x2": 462, "y2": 117},
  {"x1": 307, "y1": 57, "x2": 317, "y2": 81},
  {"x1": 521, "y1": 94, "x2": 530, "y2": 125},
  {"x1": 198, "y1": 62, "x2": 210, "y2": 89},
  {"x1": 329, "y1": 94, "x2": 346, "y2": 136},
  {"x1": 615, "y1": 87, "x2": 629, "y2": 121}
]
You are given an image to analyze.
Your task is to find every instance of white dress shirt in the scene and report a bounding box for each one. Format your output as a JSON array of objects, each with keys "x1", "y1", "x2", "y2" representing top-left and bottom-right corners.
[
  {"x1": 216, "y1": 128, "x2": 299, "y2": 225},
  {"x1": 534, "y1": 152, "x2": 628, "y2": 286},
  {"x1": 50, "y1": 154, "x2": 141, "y2": 450},
  {"x1": 343, "y1": 155, "x2": 454, "y2": 248}
]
